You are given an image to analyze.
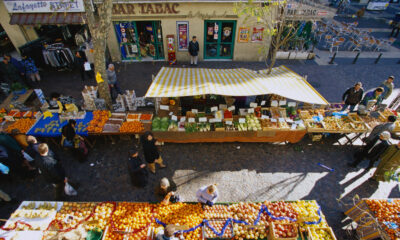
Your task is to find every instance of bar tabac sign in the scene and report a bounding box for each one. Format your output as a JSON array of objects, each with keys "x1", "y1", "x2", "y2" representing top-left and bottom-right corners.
[{"x1": 112, "y1": 3, "x2": 180, "y2": 15}]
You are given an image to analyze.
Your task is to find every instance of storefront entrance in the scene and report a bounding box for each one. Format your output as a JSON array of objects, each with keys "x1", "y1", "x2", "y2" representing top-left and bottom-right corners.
[
  {"x1": 114, "y1": 21, "x2": 164, "y2": 61},
  {"x1": 204, "y1": 20, "x2": 236, "y2": 59}
]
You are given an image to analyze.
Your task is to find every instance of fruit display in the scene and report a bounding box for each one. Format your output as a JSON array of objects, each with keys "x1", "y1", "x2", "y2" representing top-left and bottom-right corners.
[
  {"x1": 152, "y1": 117, "x2": 170, "y2": 131},
  {"x1": 322, "y1": 117, "x2": 339, "y2": 131},
  {"x1": 140, "y1": 114, "x2": 153, "y2": 121},
  {"x1": 204, "y1": 220, "x2": 234, "y2": 239},
  {"x1": 184, "y1": 123, "x2": 199, "y2": 133},
  {"x1": 360, "y1": 115, "x2": 382, "y2": 129},
  {"x1": 308, "y1": 227, "x2": 336, "y2": 240},
  {"x1": 365, "y1": 199, "x2": 400, "y2": 240},
  {"x1": 168, "y1": 121, "x2": 179, "y2": 131},
  {"x1": 197, "y1": 123, "x2": 210, "y2": 132},
  {"x1": 120, "y1": 121, "x2": 144, "y2": 133},
  {"x1": 126, "y1": 113, "x2": 140, "y2": 121},
  {"x1": 87, "y1": 110, "x2": 109, "y2": 133},
  {"x1": 246, "y1": 115, "x2": 261, "y2": 131},
  {"x1": 306, "y1": 121, "x2": 324, "y2": 130},
  {"x1": 260, "y1": 119, "x2": 278, "y2": 130},
  {"x1": 270, "y1": 222, "x2": 298, "y2": 239},
  {"x1": 235, "y1": 122, "x2": 248, "y2": 131},
  {"x1": 204, "y1": 205, "x2": 232, "y2": 219},
  {"x1": 6, "y1": 118, "x2": 36, "y2": 133},
  {"x1": 279, "y1": 121, "x2": 290, "y2": 129}
]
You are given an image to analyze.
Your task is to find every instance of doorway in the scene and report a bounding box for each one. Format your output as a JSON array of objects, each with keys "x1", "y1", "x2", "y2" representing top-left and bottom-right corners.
[
  {"x1": 204, "y1": 20, "x2": 236, "y2": 59},
  {"x1": 115, "y1": 21, "x2": 164, "y2": 61}
]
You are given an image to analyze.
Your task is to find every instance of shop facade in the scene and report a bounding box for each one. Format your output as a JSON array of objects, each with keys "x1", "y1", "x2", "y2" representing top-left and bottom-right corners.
[{"x1": 106, "y1": 1, "x2": 266, "y2": 62}]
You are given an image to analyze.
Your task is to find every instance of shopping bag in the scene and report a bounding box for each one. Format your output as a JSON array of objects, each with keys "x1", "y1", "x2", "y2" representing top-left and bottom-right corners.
[
  {"x1": 64, "y1": 182, "x2": 78, "y2": 196},
  {"x1": 0, "y1": 162, "x2": 9, "y2": 174}
]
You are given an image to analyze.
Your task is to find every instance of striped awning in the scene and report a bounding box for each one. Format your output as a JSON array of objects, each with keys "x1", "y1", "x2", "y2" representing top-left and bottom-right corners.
[
  {"x1": 10, "y1": 13, "x2": 86, "y2": 25},
  {"x1": 145, "y1": 65, "x2": 328, "y2": 105}
]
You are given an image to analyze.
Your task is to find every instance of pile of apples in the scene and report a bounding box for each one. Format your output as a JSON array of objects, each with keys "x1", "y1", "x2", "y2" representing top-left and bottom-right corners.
[
  {"x1": 204, "y1": 220, "x2": 233, "y2": 238},
  {"x1": 229, "y1": 202, "x2": 269, "y2": 239},
  {"x1": 153, "y1": 202, "x2": 204, "y2": 240},
  {"x1": 204, "y1": 205, "x2": 232, "y2": 219},
  {"x1": 264, "y1": 201, "x2": 298, "y2": 221},
  {"x1": 271, "y1": 223, "x2": 298, "y2": 238},
  {"x1": 366, "y1": 199, "x2": 400, "y2": 240},
  {"x1": 104, "y1": 202, "x2": 153, "y2": 240}
]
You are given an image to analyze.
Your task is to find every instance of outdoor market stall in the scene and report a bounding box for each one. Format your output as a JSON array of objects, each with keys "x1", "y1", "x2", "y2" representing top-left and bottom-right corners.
[
  {"x1": 145, "y1": 66, "x2": 330, "y2": 143},
  {"x1": 345, "y1": 198, "x2": 400, "y2": 240},
  {"x1": 0, "y1": 200, "x2": 336, "y2": 240}
]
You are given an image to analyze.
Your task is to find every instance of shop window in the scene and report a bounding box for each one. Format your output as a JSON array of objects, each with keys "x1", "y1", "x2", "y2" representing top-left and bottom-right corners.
[{"x1": 204, "y1": 20, "x2": 236, "y2": 59}]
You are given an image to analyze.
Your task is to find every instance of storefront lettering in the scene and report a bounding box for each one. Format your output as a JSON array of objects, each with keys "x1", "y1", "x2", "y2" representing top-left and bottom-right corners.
[
  {"x1": 113, "y1": 3, "x2": 179, "y2": 15},
  {"x1": 4, "y1": 0, "x2": 84, "y2": 13}
]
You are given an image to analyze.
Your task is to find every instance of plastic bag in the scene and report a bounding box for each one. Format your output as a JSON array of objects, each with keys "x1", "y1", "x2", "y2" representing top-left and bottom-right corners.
[
  {"x1": 0, "y1": 162, "x2": 9, "y2": 174},
  {"x1": 64, "y1": 182, "x2": 78, "y2": 196},
  {"x1": 22, "y1": 151, "x2": 34, "y2": 162}
]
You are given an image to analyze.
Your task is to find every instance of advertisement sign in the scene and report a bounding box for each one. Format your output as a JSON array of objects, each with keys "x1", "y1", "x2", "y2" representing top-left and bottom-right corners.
[
  {"x1": 238, "y1": 27, "x2": 250, "y2": 43},
  {"x1": 251, "y1": 27, "x2": 264, "y2": 42},
  {"x1": 4, "y1": 0, "x2": 85, "y2": 13},
  {"x1": 176, "y1": 21, "x2": 188, "y2": 51}
]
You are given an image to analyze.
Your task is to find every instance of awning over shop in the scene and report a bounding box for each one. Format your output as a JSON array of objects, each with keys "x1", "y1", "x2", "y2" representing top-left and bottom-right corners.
[
  {"x1": 9, "y1": 13, "x2": 86, "y2": 25},
  {"x1": 145, "y1": 65, "x2": 328, "y2": 105}
]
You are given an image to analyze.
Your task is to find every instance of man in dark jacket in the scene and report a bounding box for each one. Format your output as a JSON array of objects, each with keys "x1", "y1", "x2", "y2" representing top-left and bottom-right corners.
[
  {"x1": 188, "y1": 36, "x2": 199, "y2": 66},
  {"x1": 127, "y1": 146, "x2": 148, "y2": 188},
  {"x1": 341, "y1": 82, "x2": 363, "y2": 112},
  {"x1": 349, "y1": 131, "x2": 391, "y2": 170},
  {"x1": 365, "y1": 115, "x2": 397, "y2": 144},
  {"x1": 35, "y1": 143, "x2": 66, "y2": 200}
]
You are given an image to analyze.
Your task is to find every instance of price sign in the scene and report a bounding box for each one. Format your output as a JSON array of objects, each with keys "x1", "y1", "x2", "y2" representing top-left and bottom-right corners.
[
  {"x1": 180, "y1": 117, "x2": 186, "y2": 122},
  {"x1": 295, "y1": 120, "x2": 302, "y2": 124},
  {"x1": 250, "y1": 102, "x2": 258, "y2": 108},
  {"x1": 199, "y1": 117, "x2": 207, "y2": 122},
  {"x1": 286, "y1": 118, "x2": 293, "y2": 123},
  {"x1": 171, "y1": 115, "x2": 178, "y2": 121},
  {"x1": 210, "y1": 106, "x2": 218, "y2": 112},
  {"x1": 226, "y1": 121, "x2": 232, "y2": 125},
  {"x1": 261, "y1": 100, "x2": 266, "y2": 106},
  {"x1": 248, "y1": 108, "x2": 254, "y2": 113},
  {"x1": 279, "y1": 100, "x2": 287, "y2": 106},
  {"x1": 288, "y1": 102, "x2": 296, "y2": 107},
  {"x1": 261, "y1": 115, "x2": 269, "y2": 119},
  {"x1": 189, "y1": 118, "x2": 195, "y2": 123},
  {"x1": 228, "y1": 106, "x2": 235, "y2": 111},
  {"x1": 209, "y1": 118, "x2": 215, "y2": 123},
  {"x1": 211, "y1": 118, "x2": 222, "y2": 123},
  {"x1": 191, "y1": 109, "x2": 198, "y2": 114},
  {"x1": 271, "y1": 118, "x2": 277, "y2": 122},
  {"x1": 239, "y1": 118, "x2": 246, "y2": 123},
  {"x1": 271, "y1": 101, "x2": 278, "y2": 107},
  {"x1": 160, "y1": 105, "x2": 169, "y2": 110},
  {"x1": 291, "y1": 124, "x2": 297, "y2": 130},
  {"x1": 279, "y1": 118, "x2": 285, "y2": 122},
  {"x1": 169, "y1": 112, "x2": 173, "y2": 116}
]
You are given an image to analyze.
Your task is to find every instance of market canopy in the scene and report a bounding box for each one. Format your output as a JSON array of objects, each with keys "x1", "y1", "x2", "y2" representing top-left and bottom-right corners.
[{"x1": 145, "y1": 65, "x2": 329, "y2": 105}]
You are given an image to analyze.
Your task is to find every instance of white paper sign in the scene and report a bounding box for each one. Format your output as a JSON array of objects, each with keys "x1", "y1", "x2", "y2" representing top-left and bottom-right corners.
[
  {"x1": 286, "y1": 118, "x2": 294, "y2": 123},
  {"x1": 271, "y1": 118, "x2": 277, "y2": 122},
  {"x1": 271, "y1": 101, "x2": 278, "y2": 107},
  {"x1": 219, "y1": 104, "x2": 227, "y2": 110},
  {"x1": 84, "y1": 62, "x2": 91, "y2": 71},
  {"x1": 250, "y1": 102, "x2": 258, "y2": 108},
  {"x1": 248, "y1": 108, "x2": 254, "y2": 113},
  {"x1": 189, "y1": 118, "x2": 195, "y2": 123},
  {"x1": 261, "y1": 100, "x2": 266, "y2": 106},
  {"x1": 228, "y1": 106, "x2": 235, "y2": 111},
  {"x1": 261, "y1": 115, "x2": 269, "y2": 119},
  {"x1": 239, "y1": 118, "x2": 246, "y2": 123},
  {"x1": 279, "y1": 118, "x2": 285, "y2": 122},
  {"x1": 291, "y1": 124, "x2": 297, "y2": 130},
  {"x1": 4, "y1": 0, "x2": 85, "y2": 13},
  {"x1": 226, "y1": 121, "x2": 232, "y2": 125},
  {"x1": 199, "y1": 117, "x2": 207, "y2": 122},
  {"x1": 288, "y1": 102, "x2": 296, "y2": 107},
  {"x1": 210, "y1": 106, "x2": 218, "y2": 112},
  {"x1": 160, "y1": 105, "x2": 169, "y2": 110},
  {"x1": 191, "y1": 109, "x2": 198, "y2": 114},
  {"x1": 279, "y1": 100, "x2": 287, "y2": 106},
  {"x1": 171, "y1": 115, "x2": 178, "y2": 121},
  {"x1": 210, "y1": 118, "x2": 222, "y2": 123},
  {"x1": 180, "y1": 117, "x2": 186, "y2": 122},
  {"x1": 295, "y1": 120, "x2": 303, "y2": 125}
]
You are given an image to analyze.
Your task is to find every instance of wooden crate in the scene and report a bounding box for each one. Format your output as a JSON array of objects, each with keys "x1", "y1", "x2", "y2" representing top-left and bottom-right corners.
[
  {"x1": 307, "y1": 227, "x2": 337, "y2": 240},
  {"x1": 269, "y1": 222, "x2": 299, "y2": 240}
]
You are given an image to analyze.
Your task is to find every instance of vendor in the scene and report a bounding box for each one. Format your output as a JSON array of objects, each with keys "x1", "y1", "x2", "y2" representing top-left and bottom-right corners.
[
  {"x1": 359, "y1": 87, "x2": 384, "y2": 112},
  {"x1": 48, "y1": 92, "x2": 64, "y2": 113},
  {"x1": 156, "y1": 225, "x2": 184, "y2": 240},
  {"x1": 155, "y1": 178, "x2": 178, "y2": 204},
  {"x1": 196, "y1": 184, "x2": 218, "y2": 206}
]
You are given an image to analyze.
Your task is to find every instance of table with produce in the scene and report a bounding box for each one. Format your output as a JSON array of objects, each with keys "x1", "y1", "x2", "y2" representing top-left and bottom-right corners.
[
  {"x1": 0, "y1": 200, "x2": 337, "y2": 240},
  {"x1": 345, "y1": 198, "x2": 400, "y2": 240}
]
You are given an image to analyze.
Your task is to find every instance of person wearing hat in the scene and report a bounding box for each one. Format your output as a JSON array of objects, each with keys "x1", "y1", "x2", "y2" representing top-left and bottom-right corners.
[
  {"x1": 380, "y1": 76, "x2": 395, "y2": 100},
  {"x1": 127, "y1": 146, "x2": 148, "y2": 188},
  {"x1": 188, "y1": 36, "x2": 199, "y2": 66},
  {"x1": 155, "y1": 177, "x2": 177, "y2": 201},
  {"x1": 156, "y1": 225, "x2": 184, "y2": 240},
  {"x1": 364, "y1": 115, "x2": 397, "y2": 145},
  {"x1": 341, "y1": 82, "x2": 364, "y2": 112},
  {"x1": 196, "y1": 184, "x2": 218, "y2": 207},
  {"x1": 349, "y1": 131, "x2": 391, "y2": 170}
]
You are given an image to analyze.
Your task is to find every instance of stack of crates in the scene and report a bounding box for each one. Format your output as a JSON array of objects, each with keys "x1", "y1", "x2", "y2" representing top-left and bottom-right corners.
[
  {"x1": 82, "y1": 86, "x2": 98, "y2": 110},
  {"x1": 124, "y1": 90, "x2": 137, "y2": 111}
]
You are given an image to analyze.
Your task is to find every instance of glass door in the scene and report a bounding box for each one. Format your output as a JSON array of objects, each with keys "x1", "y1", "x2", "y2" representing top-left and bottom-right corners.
[
  {"x1": 204, "y1": 20, "x2": 236, "y2": 59},
  {"x1": 115, "y1": 21, "x2": 140, "y2": 60}
]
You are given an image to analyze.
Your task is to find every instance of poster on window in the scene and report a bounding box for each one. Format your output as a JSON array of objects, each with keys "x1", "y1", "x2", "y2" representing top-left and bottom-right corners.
[
  {"x1": 238, "y1": 27, "x2": 250, "y2": 43},
  {"x1": 251, "y1": 27, "x2": 264, "y2": 42},
  {"x1": 176, "y1": 21, "x2": 189, "y2": 51}
]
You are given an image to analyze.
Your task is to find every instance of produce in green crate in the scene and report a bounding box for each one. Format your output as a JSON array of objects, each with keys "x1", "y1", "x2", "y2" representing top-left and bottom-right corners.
[
  {"x1": 152, "y1": 117, "x2": 162, "y2": 131},
  {"x1": 168, "y1": 121, "x2": 178, "y2": 131}
]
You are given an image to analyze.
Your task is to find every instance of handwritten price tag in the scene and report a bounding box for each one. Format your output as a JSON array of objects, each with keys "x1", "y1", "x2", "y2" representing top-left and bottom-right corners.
[
  {"x1": 226, "y1": 121, "x2": 232, "y2": 125},
  {"x1": 228, "y1": 106, "x2": 235, "y2": 111},
  {"x1": 248, "y1": 108, "x2": 254, "y2": 113},
  {"x1": 288, "y1": 102, "x2": 296, "y2": 107},
  {"x1": 271, "y1": 118, "x2": 277, "y2": 122},
  {"x1": 261, "y1": 100, "x2": 266, "y2": 106},
  {"x1": 160, "y1": 105, "x2": 169, "y2": 110},
  {"x1": 180, "y1": 117, "x2": 186, "y2": 122},
  {"x1": 279, "y1": 100, "x2": 287, "y2": 106},
  {"x1": 271, "y1": 101, "x2": 278, "y2": 107},
  {"x1": 199, "y1": 117, "x2": 207, "y2": 122},
  {"x1": 239, "y1": 118, "x2": 246, "y2": 123},
  {"x1": 250, "y1": 102, "x2": 258, "y2": 108},
  {"x1": 291, "y1": 124, "x2": 297, "y2": 130},
  {"x1": 171, "y1": 115, "x2": 178, "y2": 121},
  {"x1": 261, "y1": 115, "x2": 269, "y2": 119},
  {"x1": 189, "y1": 118, "x2": 195, "y2": 123},
  {"x1": 279, "y1": 118, "x2": 285, "y2": 122},
  {"x1": 210, "y1": 106, "x2": 218, "y2": 112},
  {"x1": 191, "y1": 109, "x2": 198, "y2": 114}
]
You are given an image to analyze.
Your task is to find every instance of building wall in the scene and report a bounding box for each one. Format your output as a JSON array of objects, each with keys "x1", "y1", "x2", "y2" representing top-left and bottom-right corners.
[{"x1": 109, "y1": 2, "x2": 270, "y2": 62}]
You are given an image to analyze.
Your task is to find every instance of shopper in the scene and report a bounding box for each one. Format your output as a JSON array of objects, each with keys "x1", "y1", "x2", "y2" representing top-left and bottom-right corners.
[
  {"x1": 360, "y1": 87, "x2": 384, "y2": 108},
  {"x1": 3, "y1": 54, "x2": 24, "y2": 76},
  {"x1": 372, "y1": 143, "x2": 400, "y2": 181},
  {"x1": 155, "y1": 177, "x2": 178, "y2": 202},
  {"x1": 26, "y1": 135, "x2": 41, "y2": 157},
  {"x1": 106, "y1": 63, "x2": 122, "y2": 99},
  {"x1": 0, "y1": 132, "x2": 34, "y2": 172},
  {"x1": 140, "y1": 131, "x2": 166, "y2": 174},
  {"x1": 156, "y1": 225, "x2": 184, "y2": 240},
  {"x1": 61, "y1": 120, "x2": 88, "y2": 161},
  {"x1": 349, "y1": 131, "x2": 391, "y2": 170},
  {"x1": 364, "y1": 115, "x2": 397, "y2": 144},
  {"x1": 35, "y1": 143, "x2": 67, "y2": 200},
  {"x1": 196, "y1": 184, "x2": 218, "y2": 206},
  {"x1": 21, "y1": 55, "x2": 40, "y2": 83},
  {"x1": 341, "y1": 82, "x2": 363, "y2": 112},
  {"x1": 188, "y1": 36, "x2": 199, "y2": 66},
  {"x1": 0, "y1": 56, "x2": 23, "y2": 85},
  {"x1": 390, "y1": 21, "x2": 400, "y2": 38},
  {"x1": 75, "y1": 51, "x2": 92, "y2": 81},
  {"x1": 128, "y1": 146, "x2": 148, "y2": 188},
  {"x1": 380, "y1": 76, "x2": 395, "y2": 100},
  {"x1": 10, "y1": 129, "x2": 29, "y2": 149}
]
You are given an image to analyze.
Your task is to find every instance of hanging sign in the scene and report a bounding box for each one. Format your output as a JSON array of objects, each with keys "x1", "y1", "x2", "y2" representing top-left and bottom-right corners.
[
  {"x1": 4, "y1": 0, "x2": 85, "y2": 13},
  {"x1": 177, "y1": 21, "x2": 189, "y2": 51},
  {"x1": 251, "y1": 27, "x2": 264, "y2": 42},
  {"x1": 238, "y1": 27, "x2": 250, "y2": 43}
]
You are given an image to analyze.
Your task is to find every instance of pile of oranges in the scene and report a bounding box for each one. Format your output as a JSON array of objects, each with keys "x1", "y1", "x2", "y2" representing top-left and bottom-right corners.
[
  {"x1": 120, "y1": 121, "x2": 144, "y2": 133},
  {"x1": 6, "y1": 118, "x2": 36, "y2": 133},
  {"x1": 366, "y1": 199, "x2": 400, "y2": 240},
  {"x1": 87, "y1": 110, "x2": 109, "y2": 133}
]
